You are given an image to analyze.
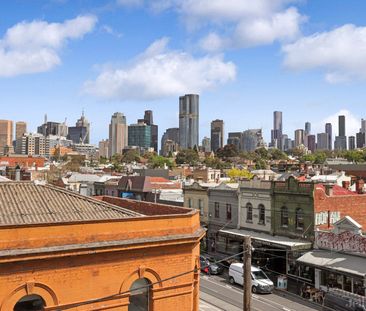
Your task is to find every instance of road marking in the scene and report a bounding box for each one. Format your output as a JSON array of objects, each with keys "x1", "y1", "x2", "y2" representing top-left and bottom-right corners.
[{"x1": 282, "y1": 308, "x2": 292, "y2": 311}]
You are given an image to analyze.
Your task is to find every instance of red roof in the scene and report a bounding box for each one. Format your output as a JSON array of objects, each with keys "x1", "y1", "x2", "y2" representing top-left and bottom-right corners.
[{"x1": 316, "y1": 184, "x2": 357, "y2": 196}]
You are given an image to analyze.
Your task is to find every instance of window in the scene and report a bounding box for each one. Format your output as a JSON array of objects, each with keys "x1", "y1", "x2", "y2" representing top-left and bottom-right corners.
[
  {"x1": 296, "y1": 208, "x2": 304, "y2": 230},
  {"x1": 129, "y1": 278, "x2": 151, "y2": 311},
  {"x1": 226, "y1": 204, "x2": 232, "y2": 220},
  {"x1": 198, "y1": 199, "x2": 204, "y2": 216},
  {"x1": 188, "y1": 198, "x2": 192, "y2": 208},
  {"x1": 258, "y1": 204, "x2": 265, "y2": 225},
  {"x1": 246, "y1": 203, "x2": 253, "y2": 222},
  {"x1": 14, "y1": 295, "x2": 45, "y2": 311},
  {"x1": 214, "y1": 202, "x2": 220, "y2": 218},
  {"x1": 281, "y1": 206, "x2": 289, "y2": 227}
]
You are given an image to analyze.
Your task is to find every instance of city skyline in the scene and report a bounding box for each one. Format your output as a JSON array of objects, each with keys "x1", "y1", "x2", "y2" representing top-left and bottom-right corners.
[{"x1": 1, "y1": 1, "x2": 366, "y2": 145}]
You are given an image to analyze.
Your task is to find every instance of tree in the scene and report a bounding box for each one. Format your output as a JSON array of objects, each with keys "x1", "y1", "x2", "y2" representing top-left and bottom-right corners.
[
  {"x1": 148, "y1": 155, "x2": 175, "y2": 169},
  {"x1": 216, "y1": 144, "x2": 238, "y2": 159},
  {"x1": 227, "y1": 168, "x2": 254, "y2": 181},
  {"x1": 255, "y1": 147, "x2": 269, "y2": 160},
  {"x1": 175, "y1": 149, "x2": 199, "y2": 166},
  {"x1": 269, "y1": 148, "x2": 288, "y2": 160},
  {"x1": 122, "y1": 150, "x2": 140, "y2": 163},
  {"x1": 255, "y1": 159, "x2": 267, "y2": 169},
  {"x1": 204, "y1": 157, "x2": 231, "y2": 169}
]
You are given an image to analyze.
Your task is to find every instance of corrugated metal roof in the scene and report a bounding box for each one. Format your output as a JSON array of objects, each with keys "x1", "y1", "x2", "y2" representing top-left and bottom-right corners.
[{"x1": 0, "y1": 182, "x2": 142, "y2": 226}]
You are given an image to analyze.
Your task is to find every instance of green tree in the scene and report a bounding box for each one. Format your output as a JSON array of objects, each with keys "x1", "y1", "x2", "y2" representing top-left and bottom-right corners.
[
  {"x1": 122, "y1": 150, "x2": 141, "y2": 163},
  {"x1": 175, "y1": 149, "x2": 200, "y2": 166},
  {"x1": 148, "y1": 155, "x2": 175, "y2": 169},
  {"x1": 204, "y1": 157, "x2": 231, "y2": 169},
  {"x1": 216, "y1": 144, "x2": 238, "y2": 159}
]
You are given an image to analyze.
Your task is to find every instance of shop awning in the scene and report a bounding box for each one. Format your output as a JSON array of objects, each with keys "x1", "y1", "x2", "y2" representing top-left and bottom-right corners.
[
  {"x1": 219, "y1": 228, "x2": 312, "y2": 250},
  {"x1": 297, "y1": 250, "x2": 366, "y2": 277}
]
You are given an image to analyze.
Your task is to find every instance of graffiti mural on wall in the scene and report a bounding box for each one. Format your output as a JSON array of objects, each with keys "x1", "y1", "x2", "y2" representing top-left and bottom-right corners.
[{"x1": 316, "y1": 230, "x2": 366, "y2": 256}]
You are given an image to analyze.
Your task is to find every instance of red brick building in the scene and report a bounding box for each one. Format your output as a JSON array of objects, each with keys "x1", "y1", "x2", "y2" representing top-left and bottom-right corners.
[{"x1": 0, "y1": 182, "x2": 204, "y2": 311}]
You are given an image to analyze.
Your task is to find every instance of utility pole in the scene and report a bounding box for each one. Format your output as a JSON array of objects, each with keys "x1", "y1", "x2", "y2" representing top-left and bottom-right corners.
[{"x1": 243, "y1": 235, "x2": 252, "y2": 311}]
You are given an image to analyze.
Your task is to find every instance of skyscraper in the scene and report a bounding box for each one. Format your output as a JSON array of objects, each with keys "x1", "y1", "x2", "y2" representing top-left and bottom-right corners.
[
  {"x1": 361, "y1": 119, "x2": 366, "y2": 133},
  {"x1": 0, "y1": 120, "x2": 13, "y2": 155},
  {"x1": 75, "y1": 111, "x2": 90, "y2": 143},
  {"x1": 271, "y1": 111, "x2": 282, "y2": 149},
  {"x1": 307, "y1": 135, "x2": 316, "y2": 153},
  {"x1": 179, "y1": 94, "x2": 199, "y2": 149},
  {"x1": 317, "y1": 133, "x2": 329, "y2": 151},
  {"x1": 210, "y1": 119, "x2": 224, "y2": 152},
  {"x1": 242, "y1": 129, "x2": 264, "y2": 152},
  {"x1": 15, "y1": 121, "x2": 27, "y2": 141},
  {"x1": 202, "y1": 137, "x2": 211, "y2": 152},
  {"x1": 339, "y1": 115, "x2": 346, "y2": 137},
  {"x1": 142, "y1": 110, "x2": 158, "y2": 152},
  {"x1": 294, "y1": 129, "x2": 304, "y2": 147},
  {"x1": 305, "y1": 122, "x2": 311, "y2": 136},
  {"x1": 109, "y1": 112, "x2": 128, "y2": 156},
  {"x1": 335, "y1": 115, "x2": 347, "y2": 150},
  {"x1": 325, "y1": 123, "x2": 332, "y2": 150},
  {"x1": 161, "y1": 128, "x2": 180, "y2": 156},
  {"x1": 348, "y1": 136, "x2": 355, "y2": 150}
]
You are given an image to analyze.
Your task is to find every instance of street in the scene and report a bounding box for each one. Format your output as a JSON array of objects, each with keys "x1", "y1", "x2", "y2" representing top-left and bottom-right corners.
[{"x1": 200, "y1": 274, "x2": 322, "y2": 311}]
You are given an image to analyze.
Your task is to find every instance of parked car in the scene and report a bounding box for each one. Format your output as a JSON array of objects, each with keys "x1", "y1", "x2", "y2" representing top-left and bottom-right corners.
[
  {"x1": 200, "y1": 256, "x2": 223, "y2": 275},
  {"x1": 228, "y1": 263, "x2": 274, "y2": 293}
]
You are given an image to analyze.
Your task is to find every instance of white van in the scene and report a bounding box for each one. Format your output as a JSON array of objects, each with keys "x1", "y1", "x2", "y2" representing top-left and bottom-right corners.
[{"x1": 228, "y1": 263, "x2": 274, "y2": 293}]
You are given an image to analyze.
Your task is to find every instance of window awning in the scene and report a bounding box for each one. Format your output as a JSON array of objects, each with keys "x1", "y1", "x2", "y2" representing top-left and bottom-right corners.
[
  {"x1": 219, "y1": 228, "x2": 312, "y2": 250},
  {"x1": 297, "y1": 250, "x2": 366, "y2": 278}
]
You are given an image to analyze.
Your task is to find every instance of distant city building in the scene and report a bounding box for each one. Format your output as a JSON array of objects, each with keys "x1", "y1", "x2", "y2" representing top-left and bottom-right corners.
[
  {"x1": 162, "y1": 139, "x2": 179, "y2": 157},
  {"x1": 37, "y1": 115, "x2": 67, "y2": 137},
  {"x1": 361, "y1": 118, "x2": 366, "y2": 133},
  {"x1": 161, "y1": 128, "x2": 179, "y2": 156},
  {"x1": 334, "y1": 136, "x2": 347, "y2": 151},
  {"x1": 317, "y1": 133, "x2": 329, "y2": 151},
  {"x1": 72, "y1": 143, "x2": 97, "y2": 157},
  {"x1": 128, "y1": 121, "x2": 152, "y2": 149},
  {"x1": 0, "y1": 120, "x2": 13, "y2": 155},
  {"x1": 179, "y1": 94, "x2": 199, "y2": 149},
  {"x1": 15, "y1": 133, "x2": 50, "y2": 157},
  {"x1": 242, "y1": 129, "x2": 264, "y2": 152},
  {"x1": 227, "y1": 132, "x2": 242, "y2": 151},
  {"x1": 15, "y1": 121, "x2": 27, "y2": 141},
  {"x1": 307, "y1": 135, "x2": 316, "y2": 153},
  {"x1": 294, "y1": 129, "x2": 304, "y2": 147},
  {"x1": 142, "y1": 110, "x2": 158, "y2": 152},
  {"x1": 356, "y1": 132, "x2": 366, "y2": 149},
  {"x1": 349, "y1": 136, "x2": 356, "y2": 150},
  {"x1": 281, "y1": 134, "x2": 290, "y2": 151},
  {"x1": 67, "y1": 111, "x2": 90, "y2": 144},
  {"x1": 98, "y1": 139, "x2": 109, "y2": 158},
  {"x1": 109, "y1": 112, "x2": 128, "y2": 156},
  {"x1": 305, "y1": 122, "x2": 311, "y2": 136},
  {"x1": 210, "y1": 119, "x2": 224, "y2": 152},
  {"x1": 271, "y1": 111, "x2": 283, "y2": 149},
  {"x1": 202, "y1": 136, "x2": 211, "y2": 152},
  {"x1": 48, "y1": 135, "x2": 73, "y2": 149},
  {"x1": 335, "y1": 115, "x2": 347, "y2": 150},
  {"x1": 325, "y1": 123, "x2": 332, "y2": 150}
]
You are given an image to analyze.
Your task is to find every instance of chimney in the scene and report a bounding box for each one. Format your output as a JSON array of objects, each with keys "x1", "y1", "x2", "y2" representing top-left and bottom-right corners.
[
  {"x1": 342, "y1": 180, "x2": 350, "y2": 189},
  {"x1": 356, "y1": 179, "x2": 365, "y2": 194},
  {"x1": 324, "y1": 184, "x2": 333, "y2": 196}
]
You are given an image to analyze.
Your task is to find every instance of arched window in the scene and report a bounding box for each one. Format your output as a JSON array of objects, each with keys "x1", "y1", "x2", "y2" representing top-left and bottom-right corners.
[
  {"x1": 258, "y1": 204, "x2": 265, "y2": 225},
  {"x1": 281, "y1": 206, "x2": 288, "y2": 227},
  {"x1": 14, "y1": 294, "x2": 45, "y2": 311},
  {"x1": 296, "y1": 208, "x2": 304, "y2": 230},
  {"x1": 129, "y1": 278, "x2": 151, "y2": 311},
  {"x1": 246, "y1": 203, "x2": 253, "y2": 222}
]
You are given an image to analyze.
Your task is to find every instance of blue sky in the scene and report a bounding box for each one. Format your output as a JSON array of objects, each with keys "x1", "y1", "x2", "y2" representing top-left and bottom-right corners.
[{"x1": 1, "y1": 0, "x2": 366, "y2": 146}]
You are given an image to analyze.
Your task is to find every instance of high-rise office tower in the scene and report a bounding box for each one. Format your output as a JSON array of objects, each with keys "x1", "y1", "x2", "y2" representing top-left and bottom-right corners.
[
  {"x1": 210, "y1": 119, "x2": 224, "y2": 152},
  {"x1": 68, "y1": 112, "x2": 90, "y2": 144},
  {"x1": 335, "y1": 115, "x2": 347, "y2": 150},
  {"x1": 128, "y1": 120, "x2": 151, "y2": 149},
  {"x1": 179, "y1": 94, "x2": 199, "y2": 149},
  {"x1": 305, "y1": 122, "x2": 311, "y2": 136},
  {"x1": 339, "y1": 115, "x2": 346, "y2": 137},
  {"x1": 348, "y1": 136, "x2": 356, "y2": 150},
  {"x1": 361, "y1": 119, "x2": 366, "y2": 133},
  {"x1": 317, "y1": 133, "x2": 329, "y2": 151},
  {"x1": 202, "y1": 137, "x2": 211, "y2": 152},
  {"x1": 15, "y1": 121, "x2": 27, "y2": 141},
  {"x1": 109, "y1": 112, "x2": 128, "y2": 156},
  {"x1": 161, "y1": 128, "x2": 180, "y2": 156},
  {"x1": 0, "y1": 120, "x2": 13, "y2": 155},
  {"x1": 15, "y1": 133, "x2": 50, "y2": 157},
  {"x1": 142, "y1": 110, "x2": 158, "y2": 152},
  {"x1": 307, "y1": 135, "x2": 316, "y2": 153},
  {"x1": 98, "y1": 139, "x2": 109, "y2": 158},
  {"x1": 242, "y1": 129, "x2": 264, "y2": 152},
  {"x1": 325, "y1": 123, "x2": 332, "y2": 150},
  {"x1": 356, "y1": 132, "x2": 366, "y2": 149},
  {"x1": 227, "y1": 132, "x2": 243, "y2": 151},
  {"x1": 271, "y1": 111, "x2": 283, "y2": 149},
  {"x1": 294, "y1": 129, "x2": 304, "y2": 147}
]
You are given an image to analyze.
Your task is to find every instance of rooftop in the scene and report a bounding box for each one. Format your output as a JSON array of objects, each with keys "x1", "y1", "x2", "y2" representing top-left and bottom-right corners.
[{"x1": 0, "y1": 182, "x2": 141, "y2": 226}]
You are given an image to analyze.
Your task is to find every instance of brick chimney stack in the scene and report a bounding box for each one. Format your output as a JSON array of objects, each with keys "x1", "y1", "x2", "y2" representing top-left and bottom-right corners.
[
  {"x1": 324, "y1": 184, "x2": 334, "y2": 196},
  {"x1": 356, "y1": 179, "x2": 365, "y2": 194},
  {"x1": 342, "y1": 180, "x2": 350, "y2": 189}
]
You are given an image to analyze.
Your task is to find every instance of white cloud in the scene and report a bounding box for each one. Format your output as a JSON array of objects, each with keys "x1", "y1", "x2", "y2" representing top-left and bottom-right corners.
[
  {"x1": 0, "y1": 15, "x2": 97, "y2": 77},
  {"x1": 315, "y1": 110, "x2": 361, "y2": 138},
  {"x1": 83, "y1": 37, "x2": 236, "y2": 100},
  {"x1": 283, "y1": 24, "x2": 366, "y2": 83}
]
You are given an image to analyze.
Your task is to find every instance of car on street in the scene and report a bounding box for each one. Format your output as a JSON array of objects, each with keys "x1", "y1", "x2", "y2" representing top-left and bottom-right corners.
[
  {"x1": 228, "y1": 263, "x2": 274, "y2": 293},
  {"x1": 200, "y1": 256, "x2": 223, "y2": 275}
]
